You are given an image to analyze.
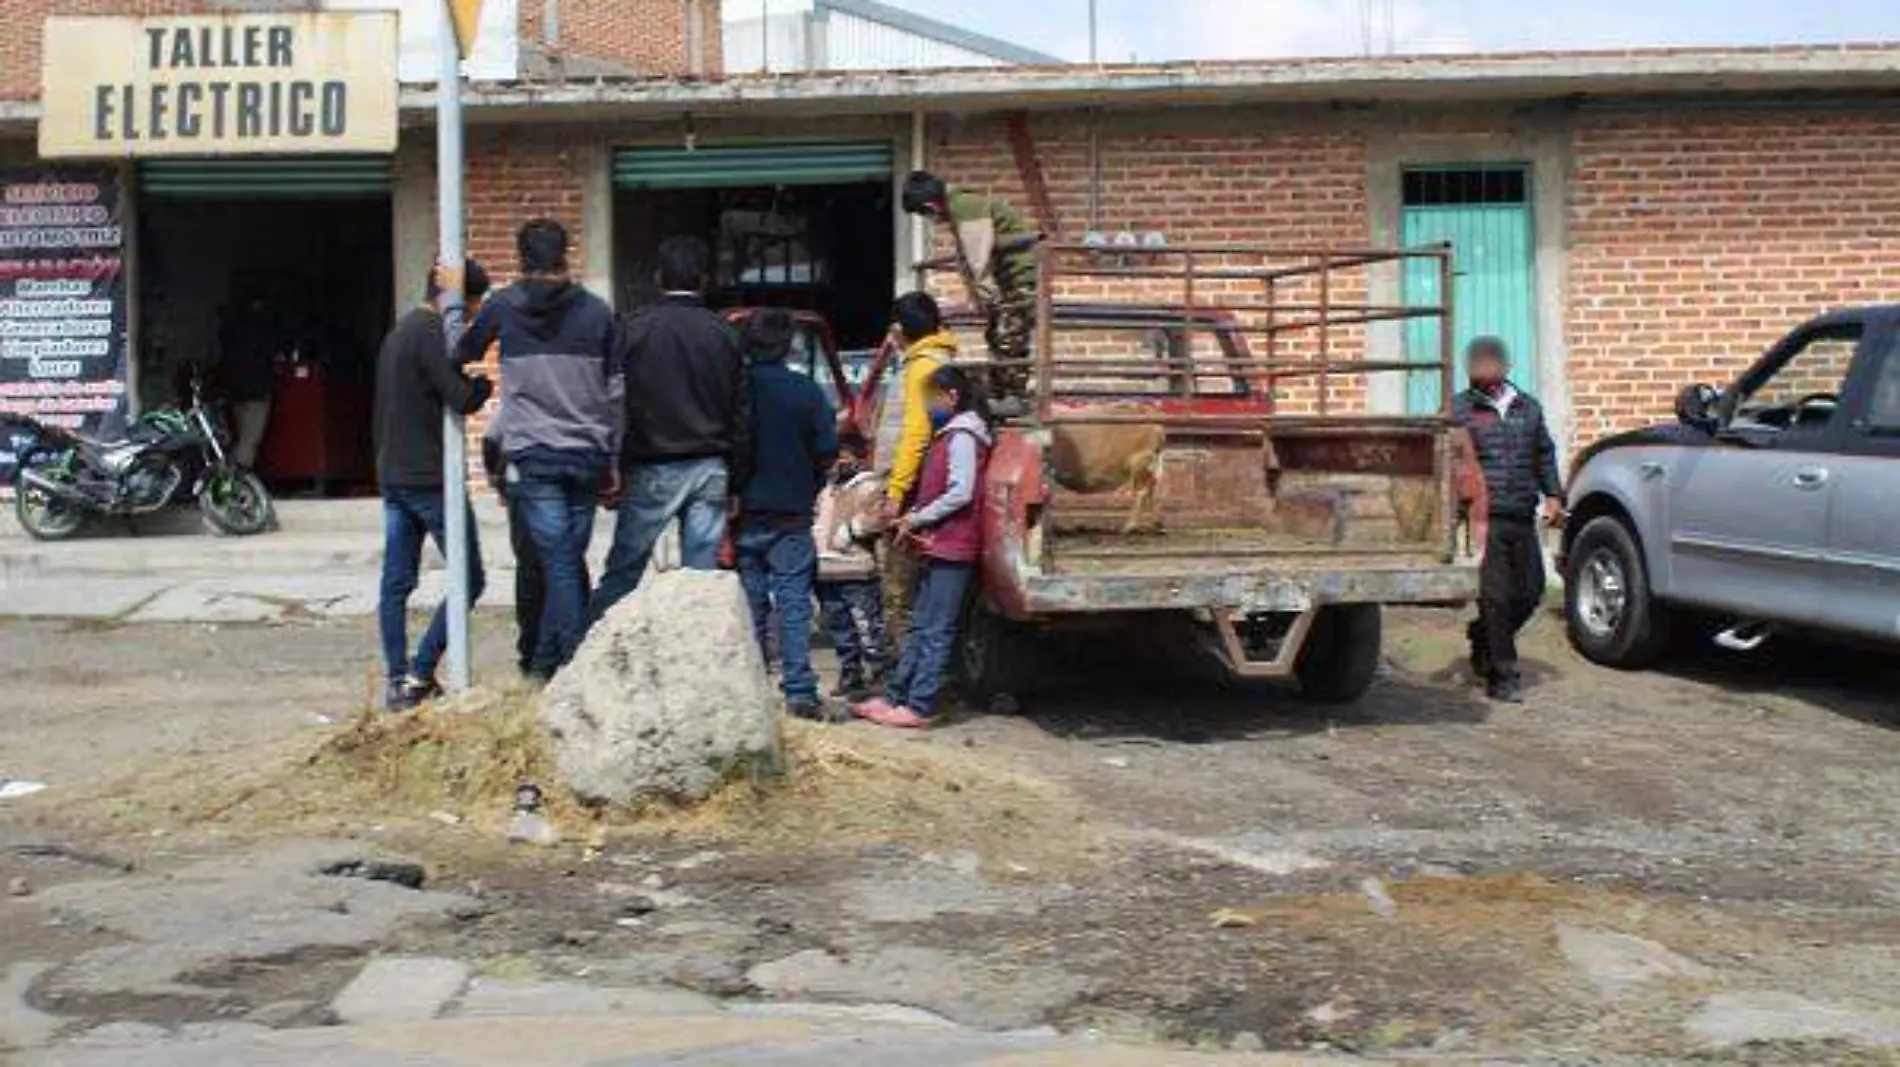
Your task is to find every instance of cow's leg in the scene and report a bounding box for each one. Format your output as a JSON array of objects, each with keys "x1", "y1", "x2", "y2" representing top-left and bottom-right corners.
[{"x1": 1121, "y1": 450, "x2": 1161, "y2": 534}]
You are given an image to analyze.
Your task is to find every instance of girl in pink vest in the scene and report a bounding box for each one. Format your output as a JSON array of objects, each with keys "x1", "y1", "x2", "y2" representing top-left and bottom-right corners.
[{"x1": 854, "y1": 365, "x2": 992, "y2": 729}]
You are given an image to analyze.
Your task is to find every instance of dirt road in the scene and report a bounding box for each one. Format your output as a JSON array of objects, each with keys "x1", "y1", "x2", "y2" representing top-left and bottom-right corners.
[{"x1": 5, "y1": 607, "x2": 1900, "y2": 1062}]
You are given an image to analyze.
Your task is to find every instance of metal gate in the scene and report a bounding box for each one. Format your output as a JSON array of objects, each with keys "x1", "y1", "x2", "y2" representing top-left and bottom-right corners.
[
  {"x1": 1401, "y1": 165, "x2": 1535, "y2": 413},
  {"x1": 137, "y1": 156, "x2": 392, "y2": 200},
  {"x1": 611, "y1": 141, "x2": 893, "y2": 190}
]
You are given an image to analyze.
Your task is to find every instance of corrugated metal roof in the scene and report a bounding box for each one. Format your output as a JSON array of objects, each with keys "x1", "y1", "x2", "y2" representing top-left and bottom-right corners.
[{"x1": 6, "y1": 44, "x2": 1900, "y2": 129}]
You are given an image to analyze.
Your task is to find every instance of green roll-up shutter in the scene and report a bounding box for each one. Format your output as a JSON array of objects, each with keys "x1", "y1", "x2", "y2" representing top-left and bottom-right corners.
[
  {"x1": 138, "y1": 156, "x2": 393, "y2": 200},
  {"x1": 612, "y1": 141, "x2": 893, "y2": 190}
]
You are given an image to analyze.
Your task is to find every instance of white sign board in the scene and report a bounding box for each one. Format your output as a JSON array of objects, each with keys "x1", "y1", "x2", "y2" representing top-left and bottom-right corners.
[
  {"x1": 39, "y1": 13, "x2": 400, "y2": 159},
  {"x1": 324, "y1": 0, "x2": 521, "y2": 83}
]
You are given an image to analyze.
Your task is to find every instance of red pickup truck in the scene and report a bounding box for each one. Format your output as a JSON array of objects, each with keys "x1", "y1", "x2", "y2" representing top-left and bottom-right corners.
[{"x1": 725, "y1": 246, "x2": 1480, "y2": 705}]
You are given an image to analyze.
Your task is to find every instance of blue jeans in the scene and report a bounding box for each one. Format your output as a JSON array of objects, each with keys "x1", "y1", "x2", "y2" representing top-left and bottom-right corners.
[
  {"x1": 817, "y1": 579, "x2": 887, "y2": 684},
  {"x1": 512, "y1": 459, "x2": 602, "y2": 677},
  {"x1": 378, "y1": 487, "x2": 485, "y2": 683},
  {"x1": 592, "y1": 457, "x2": 729, "y2": 620},
  {"x1": 737, "y1": 517, "x2": 820, "y2": 704},
  {"x1": 884, "y1": 560, "x2": 973, "y2": 717}
]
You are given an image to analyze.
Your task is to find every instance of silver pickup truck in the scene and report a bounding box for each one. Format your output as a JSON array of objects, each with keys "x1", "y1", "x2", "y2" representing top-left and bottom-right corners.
[{"x1": 1560, "y1": 306, "x2": 1900, "y2": 668}]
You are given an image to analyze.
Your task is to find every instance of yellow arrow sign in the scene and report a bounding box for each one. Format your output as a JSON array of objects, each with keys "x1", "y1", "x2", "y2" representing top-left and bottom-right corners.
[{"x1": 447, "y1": 0, "x2": 484, "y2": 59}]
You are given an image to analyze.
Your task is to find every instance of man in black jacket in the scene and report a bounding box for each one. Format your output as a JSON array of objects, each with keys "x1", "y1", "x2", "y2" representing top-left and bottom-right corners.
[
  {"x1": 1453, "y1": 337, "x2": 1564, "y2": 704},
  {"x1": 373, "y1": 259, "x2": 494, "y2": 711},
  {"x1": 591, "y1": 235, "x2": 751, "y2": 618}
]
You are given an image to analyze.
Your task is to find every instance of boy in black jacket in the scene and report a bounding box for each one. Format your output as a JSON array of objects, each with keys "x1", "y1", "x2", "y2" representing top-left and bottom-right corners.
[
  {"x1": 373, "y1": 259, "x2": 494, "y2": 711},
  {"x1": 734, "y1": 309, "x2": 838, "y2": 719},
  {"x1": 1452, "y1": 337, "x2": 1564, "y2": 704}
]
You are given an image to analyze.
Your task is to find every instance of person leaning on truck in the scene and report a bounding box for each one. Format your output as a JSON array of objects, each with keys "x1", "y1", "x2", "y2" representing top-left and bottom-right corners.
[
  {"x1": 1453, "y1": 337, "x2": 1564, "y2": 705},
  {"x1": 875, "y1": 291, "x2": 958, "y2": 641},
  {"x1": 900, "y1": 171, "x2": 1038, "y2": 410}
]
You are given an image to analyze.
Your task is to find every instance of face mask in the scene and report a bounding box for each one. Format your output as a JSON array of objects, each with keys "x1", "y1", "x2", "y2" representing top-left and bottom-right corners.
[{"x1": 928, "y1": 409, "x2": 952, "y2": 431}]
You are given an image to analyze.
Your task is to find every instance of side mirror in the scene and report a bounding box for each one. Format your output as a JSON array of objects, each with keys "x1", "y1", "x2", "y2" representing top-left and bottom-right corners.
[{"x1": 1675, "y1": 383, "x2": 1721, "y2": 431}]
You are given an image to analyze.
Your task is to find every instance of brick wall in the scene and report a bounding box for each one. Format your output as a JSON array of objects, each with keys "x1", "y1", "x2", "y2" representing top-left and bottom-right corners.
[
  {"x1": 523, "y1": 0, "x2": 721, "y2": 75},
  {"x1": 459, "y1": 127, "x2": 589, "y2": 451},
  {"x1": 929, "y1": 114, "x2": 1373, "y2": 414},
  {"x1": 2, "y1": 0, "x2": 207, "y2": 101},
  {"x1": 1566, "y1": 108, "x2": 1900, "y2": 447}
]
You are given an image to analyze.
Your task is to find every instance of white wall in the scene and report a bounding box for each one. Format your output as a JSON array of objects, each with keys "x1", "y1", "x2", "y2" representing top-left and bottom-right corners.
[
  {"x1": 724, "y1": 0, "x2": 1014, "y2": 73},
  {"x1": 323, "y1": 0, "x2": 521, "y2": 83}
]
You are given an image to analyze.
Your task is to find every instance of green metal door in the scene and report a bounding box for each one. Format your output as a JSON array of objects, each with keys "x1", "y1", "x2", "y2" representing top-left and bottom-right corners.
[
  {"x1": 612, "y1": 141, "x2": 893, "y2": 190},
  {"x1": 1401, "y1": 166, "x2": 1535, "y2": 414},
  {"x1": 137, "y1": 156, "x2": 392, "y2": 200}
]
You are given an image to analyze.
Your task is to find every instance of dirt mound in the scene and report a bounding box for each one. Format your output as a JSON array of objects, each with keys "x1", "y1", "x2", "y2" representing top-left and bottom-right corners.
[{"x1": 154, "y1": 687, "x2": 1098, "y2": 871}]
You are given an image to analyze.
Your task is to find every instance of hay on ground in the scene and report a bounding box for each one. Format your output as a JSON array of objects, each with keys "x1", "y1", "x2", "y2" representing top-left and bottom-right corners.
[{"x1": 180, "y1": 686, "x2": 1097, "y2": 870}]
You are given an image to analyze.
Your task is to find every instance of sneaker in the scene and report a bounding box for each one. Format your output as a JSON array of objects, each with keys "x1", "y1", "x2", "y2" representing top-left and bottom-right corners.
[
  {"x1": 852, "y1": 697, "x2": 894, "y2": 722},
  {"x1": 788, "y1": 699, "x2": 850, "y2": 724},
  {"x1": 830, "y1": 674, "x2": 869, "y2": 701},
  {"x1": 383, "y1": 676, "x2": 440, "y2": 713},
  {"x1": 1486, "y1": 677, "x2": 1524, "y2": 704},
  {"x1": 382, "y1": 680, "x2": 408, "y2": 713},
  {"x1": 403, "y1": 675, "x2": 443, "y2": 706}
]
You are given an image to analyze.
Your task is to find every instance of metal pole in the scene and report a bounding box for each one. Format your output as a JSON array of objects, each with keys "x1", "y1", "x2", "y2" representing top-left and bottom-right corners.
[
  {"x1": 438, "y1": 0, "x2": 472, "y2": 692},
  {"x1": 1088, "y1": 0, "x2": 1098, "y2": 64}
]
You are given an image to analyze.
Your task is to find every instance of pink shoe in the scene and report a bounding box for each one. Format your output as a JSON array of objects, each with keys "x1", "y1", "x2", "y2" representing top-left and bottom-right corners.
[
  {"x1": 878, "y1": 705, "x2": 933, "y2": 730},
  {"x1": 852, "y1": 697, "x2": 894, "y2": 722}
]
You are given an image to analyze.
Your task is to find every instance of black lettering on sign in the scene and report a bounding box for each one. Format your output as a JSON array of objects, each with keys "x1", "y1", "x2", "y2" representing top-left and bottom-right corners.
[
  {"x1": 94, "y1": 85, "x2": 114, "y2": 140},
  {"x1": 243, "y1": 26, "x2": 262, "y2": 67},
  {"x1": 268, "y1": 26, "x2": 293, "y2": 66},
  {"x1": 321, "y1": 83, "x2": 346, "y2": 136},
  {"x1": 208, "y1": 82, "x2": 231, "y2": 138},
  {"x1": 236, "y1": 83, "x2": 262, "y2": 138},
  {"x1": 171, "y1": 28, "x2": 195, "y2": 69},
  {"x1": 149, "y1": 84, "x2": 169, "y2": 139},
  {"x1": 288, "y1": 81, "x2": 315, "y2": 137},
  {"x1": 118, "y1": 85, "x2": 139, "y2": 141},
  {"x1": 267, "y1": 81, "x2": 283, "y2": 137},
  {"x1": 146, "y1": 28, "x2": 166, "y2": 69},
  {"x1": 176, "y1": 83, "x2": 202, "y2": 137}
]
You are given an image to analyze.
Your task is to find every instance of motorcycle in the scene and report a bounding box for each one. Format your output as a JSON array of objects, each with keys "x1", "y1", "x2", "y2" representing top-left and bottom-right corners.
[{"x1": 8, "y1": 374, "x2": 276, "y2": 541}]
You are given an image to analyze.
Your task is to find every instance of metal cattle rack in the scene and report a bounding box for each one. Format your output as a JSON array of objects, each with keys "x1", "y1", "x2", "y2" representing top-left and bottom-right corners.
[{"x1": 1020, "y1": 242, "x2": 1458, "y2": 429}]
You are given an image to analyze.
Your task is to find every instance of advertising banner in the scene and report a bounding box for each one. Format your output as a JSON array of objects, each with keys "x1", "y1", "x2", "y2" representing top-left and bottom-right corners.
[{"x1": 0, "y1": 168, "x2": 128, "y2": 491}]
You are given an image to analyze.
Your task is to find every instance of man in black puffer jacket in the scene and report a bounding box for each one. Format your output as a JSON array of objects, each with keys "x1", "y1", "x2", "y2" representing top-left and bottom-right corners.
[{"x1": 1452, "y1": 337, "x2": 1564, "y2": 704}]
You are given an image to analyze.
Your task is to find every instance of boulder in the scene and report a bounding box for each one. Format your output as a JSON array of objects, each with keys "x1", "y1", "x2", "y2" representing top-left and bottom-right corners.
[{"x1": 541, "y1": 568, "x2": 783, "y2": 806}]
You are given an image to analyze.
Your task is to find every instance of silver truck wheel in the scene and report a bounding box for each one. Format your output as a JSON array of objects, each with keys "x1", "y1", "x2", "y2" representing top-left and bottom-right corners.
[{"x1": 1564, "y1": 515, "x2": 1668, "y2": 669}]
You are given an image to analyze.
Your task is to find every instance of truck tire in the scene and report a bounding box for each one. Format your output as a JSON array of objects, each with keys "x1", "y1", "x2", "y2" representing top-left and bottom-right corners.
[
  {"x1": 958, "y1": 601, "x2": 1035, "y2": 710},
  {"x1": 1564, "y1": 515, "x2": 1669, "y2": 669},
  {"x1": 1294, "y1": 604, "x2": 1382, "y2": 704}
]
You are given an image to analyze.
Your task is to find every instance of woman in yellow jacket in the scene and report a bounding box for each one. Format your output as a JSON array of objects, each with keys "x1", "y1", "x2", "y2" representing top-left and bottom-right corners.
[{"x1": 874, "y1": 292, "x2": 958, "y2": 639}]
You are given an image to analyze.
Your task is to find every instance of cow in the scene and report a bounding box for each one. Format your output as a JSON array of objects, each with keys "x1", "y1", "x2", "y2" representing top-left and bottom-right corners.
[{"x1": 1047, "y1": 410, "x2": 1167, "y2": 534}]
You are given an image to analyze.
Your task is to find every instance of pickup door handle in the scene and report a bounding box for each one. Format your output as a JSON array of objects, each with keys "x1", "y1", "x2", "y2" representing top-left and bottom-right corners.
[
  {"x1": 1792, "y1": 467, "x2": 1831, "y2": 490},
  {"x1": 1639, "y1": 461, "x2": 1666, "y2": 480}
]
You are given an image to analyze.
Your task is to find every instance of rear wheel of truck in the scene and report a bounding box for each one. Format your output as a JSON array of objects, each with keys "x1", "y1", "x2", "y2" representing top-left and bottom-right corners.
[
  {"x1": 958, "y1": 602, "x2": 1036, "y2": 712},
  {"x1": 1564, "y1": 515, "x2": 1669, "y2": 669},
  {"x1": 1294, "y1": 604, "x2": 1383, "y2": 704}
]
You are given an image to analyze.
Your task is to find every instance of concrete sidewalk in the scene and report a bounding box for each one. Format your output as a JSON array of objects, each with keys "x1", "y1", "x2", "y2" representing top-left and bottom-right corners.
[
  {"x1": 19, "y1": 1012, "x2": 1375, "y2": 1067},
  {"x1": 0, "y1": 499, "x2": 639, "y2": 624}
]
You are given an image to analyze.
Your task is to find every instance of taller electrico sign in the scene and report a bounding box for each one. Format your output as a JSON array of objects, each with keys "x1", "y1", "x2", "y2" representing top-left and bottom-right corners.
[{"x1": 37, "y1": 12, "x2": 400, "y2": 158}]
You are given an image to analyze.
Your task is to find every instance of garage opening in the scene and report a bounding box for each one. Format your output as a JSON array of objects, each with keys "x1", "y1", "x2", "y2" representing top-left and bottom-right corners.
[
  {"x1": 136, "y1": 156, "x2": 394, "y2": 495},
  {"x1": 612, "y1": 141, "x2": 895, "y2": 363}
]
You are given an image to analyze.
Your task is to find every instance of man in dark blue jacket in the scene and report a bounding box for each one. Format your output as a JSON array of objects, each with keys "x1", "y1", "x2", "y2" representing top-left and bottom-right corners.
[
  {"x1": 735, "y1": 309, "x2": 838, "y2": 719},
  {"x1": 462, "y1": 219, "x2": 622, "y2": 680},
  {"x1": 1453, "y1": 337, "x2": 1564, "y2": 704}
]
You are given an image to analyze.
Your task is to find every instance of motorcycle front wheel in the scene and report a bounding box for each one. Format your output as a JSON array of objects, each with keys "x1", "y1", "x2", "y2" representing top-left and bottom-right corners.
[{"x1": 199, "y1": 467, "x2": 274, "y2": 536}]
